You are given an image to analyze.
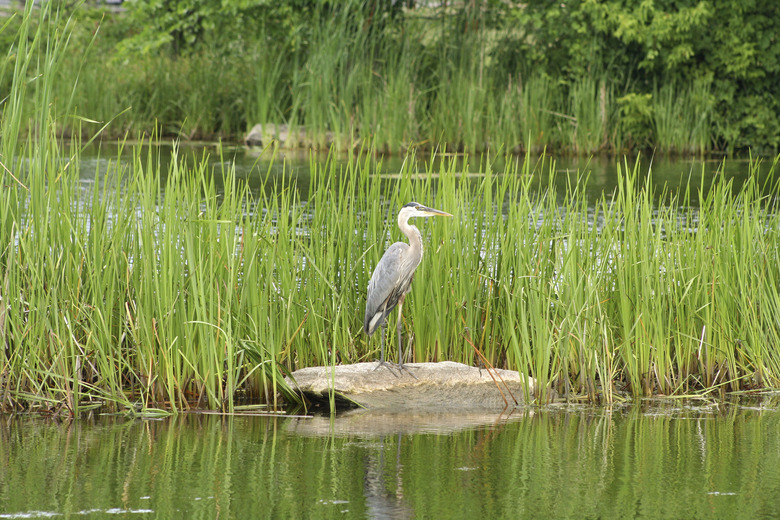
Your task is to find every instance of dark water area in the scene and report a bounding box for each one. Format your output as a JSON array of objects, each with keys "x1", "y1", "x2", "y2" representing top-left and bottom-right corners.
[
  {"x1": 2, "y1": 401, "x2": 780, "y2": 519},
  {"x1": 75, "y1": 143, "x2": 777, "y2": 210}
]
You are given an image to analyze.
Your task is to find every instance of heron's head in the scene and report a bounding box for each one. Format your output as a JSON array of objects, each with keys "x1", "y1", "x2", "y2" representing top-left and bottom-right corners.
[{"x1": 400, "y1": 201, "x2": 453, "y2": 219}]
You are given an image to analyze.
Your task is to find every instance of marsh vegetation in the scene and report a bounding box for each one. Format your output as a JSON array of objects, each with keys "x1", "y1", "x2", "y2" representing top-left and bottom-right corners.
[
  {"x1": 1, "y1": 1, "x2": 778, "y2": 155},
  {"x1": 1, "y1": 3, "x2": 779, "y2": 414}
]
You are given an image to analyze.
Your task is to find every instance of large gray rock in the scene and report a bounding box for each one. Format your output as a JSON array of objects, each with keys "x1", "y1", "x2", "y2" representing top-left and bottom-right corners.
[
  {"x1": 244, "y1": 123, "x2": 304, "y2": 148},
  {"x1": 244, "y1": 123, "x2": 338, "y2": 150},
  {"x1": 287, "y1": 361, "x2": 535, "y2": 410}
]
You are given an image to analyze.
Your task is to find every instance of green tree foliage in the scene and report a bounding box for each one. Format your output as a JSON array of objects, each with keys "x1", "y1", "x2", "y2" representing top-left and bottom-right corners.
[
  {"x1": 117, "y1": 0, "x2": 403, "y2": 56},
  {"x1": 117, "y1": 0, "x2": 319, "y2": 57},
  {"x1": 512, "y1": 0, "x2": 779, "y2": 151}
]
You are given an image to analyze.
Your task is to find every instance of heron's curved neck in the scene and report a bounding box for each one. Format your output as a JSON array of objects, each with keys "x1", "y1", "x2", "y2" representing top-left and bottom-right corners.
[{"x1": 399, "y1": 213, "x2": 424, "y2": 260}]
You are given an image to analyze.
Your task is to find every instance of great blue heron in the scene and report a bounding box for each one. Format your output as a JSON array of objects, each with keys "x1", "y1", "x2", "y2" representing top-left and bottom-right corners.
[{"x1": 364, "y1": 201, "x2": 452, "y2": 374}]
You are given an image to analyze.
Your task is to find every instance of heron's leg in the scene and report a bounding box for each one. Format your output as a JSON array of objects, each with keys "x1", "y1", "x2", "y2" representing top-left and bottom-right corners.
[
  {"x1": 396, "y1": 297, "x2": 405, "y2": 365},
  {"x1": 373, "y1": 322, "x2": 398, "y2": 377},
  {"x1": 395, "y1": 296, "x2": 418, "y2": 380},
  {"x1": 380, "y1": 322, "x2": 386, "y2": 363}
]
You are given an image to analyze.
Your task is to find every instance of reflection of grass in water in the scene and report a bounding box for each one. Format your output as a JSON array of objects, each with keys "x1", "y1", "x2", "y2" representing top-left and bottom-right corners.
[{"x1": 3, "y1": 409, "x2": 777, "y2": 518}]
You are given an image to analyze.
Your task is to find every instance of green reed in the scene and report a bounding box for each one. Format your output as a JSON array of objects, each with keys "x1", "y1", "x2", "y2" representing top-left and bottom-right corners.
[{"x1": 653, "y1": 80, "x2": 713, "y2": 154}]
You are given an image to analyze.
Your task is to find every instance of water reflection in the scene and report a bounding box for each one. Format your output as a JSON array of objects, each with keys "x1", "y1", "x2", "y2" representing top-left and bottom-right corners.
[
  {"x1": 1, "y1": 401, "x2": 779, "y2": 519},
  {"x1": 78, "y1": 142, "x2": 775, "y2": 209},
  {"x1": 364, "y1": 434, "x2": 413, "y2": 519}
]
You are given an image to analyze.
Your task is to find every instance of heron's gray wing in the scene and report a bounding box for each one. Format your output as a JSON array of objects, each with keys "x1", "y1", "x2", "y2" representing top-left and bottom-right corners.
[{"x1": 364, "y1": 242, "x2": 411, "y2": 335}]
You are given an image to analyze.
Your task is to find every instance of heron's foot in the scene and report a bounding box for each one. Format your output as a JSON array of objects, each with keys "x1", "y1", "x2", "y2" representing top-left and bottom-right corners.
[
  {"x1": 374, "y1": 360, "x2": 400, "y2": 377},
  {"x1": 396, "y1": 362, "x2": 419, "y2": 380}
]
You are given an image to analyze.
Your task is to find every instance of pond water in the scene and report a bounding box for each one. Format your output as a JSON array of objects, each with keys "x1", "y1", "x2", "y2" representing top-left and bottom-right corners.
[
  {"x1": 77, "y1": 143, "x2": 775, "y2": 208},
  {"x1": 2, "y1": 401, "x2": 780, "y2": 519}
]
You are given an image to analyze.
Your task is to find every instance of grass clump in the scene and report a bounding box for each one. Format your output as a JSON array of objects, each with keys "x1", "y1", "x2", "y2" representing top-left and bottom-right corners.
[
  {"x1": 3, "y1": 132, "x2": 780, "y2": 412},
  {"x1": 272, "y1": 149, "x2": 780, "y2": 405}
]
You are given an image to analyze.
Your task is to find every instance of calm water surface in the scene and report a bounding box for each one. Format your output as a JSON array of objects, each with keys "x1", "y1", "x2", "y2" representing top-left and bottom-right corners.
[
  {"x1": 76, "y1": 144, "x2": 775, "y2": 208},
  {"x1": 2, "y1": 402, "x2": 780, "y2": 519}
]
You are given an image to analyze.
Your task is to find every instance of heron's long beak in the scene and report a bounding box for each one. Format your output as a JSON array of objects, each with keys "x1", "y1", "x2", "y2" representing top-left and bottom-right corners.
[{"x1": 419, "y1": 206, "x2": 453, "y2": 217}]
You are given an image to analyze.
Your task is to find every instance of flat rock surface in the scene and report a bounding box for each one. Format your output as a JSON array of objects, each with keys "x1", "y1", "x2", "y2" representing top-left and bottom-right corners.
[{"x1": 287, "y1": 361, "x2": 533, "y2": 410}]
